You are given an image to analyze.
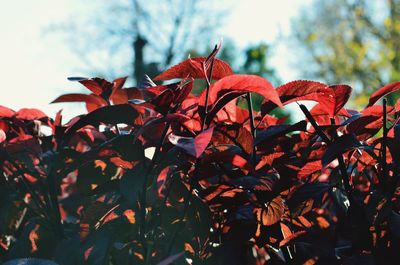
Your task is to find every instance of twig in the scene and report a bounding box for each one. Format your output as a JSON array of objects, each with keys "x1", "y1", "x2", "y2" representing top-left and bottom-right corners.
[
  {"x1": 300, "y1": 104, "x2": 351, "y2": 195},
  {"x1": 246, "y1": 93, "x2": 257, "y2": 165},
  {"x1": 140, "y1": 122, "x2": 170, "y2": 264},
  {"x1": 382, "y1": 98, "x2": 388, "y2": 192},
  {"x1": 201, "y1": 49, "x2": 216, "y2": 131}
]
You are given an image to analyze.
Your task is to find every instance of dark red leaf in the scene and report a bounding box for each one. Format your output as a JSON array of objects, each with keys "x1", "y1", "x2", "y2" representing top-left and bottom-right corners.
[
  {"x1": 51, "y1": 93, "x2": 108, "y2": 109},
  {"x1": 322, "y1": 133, "x2": 361, "y2": 166},
  {"x1": 154, "y1": 57, "x2": 232, "y2": 81},
  {"x1": 254, "y1": 120, "x2": 307, "y2": 146},
  {"x1": 214, "y1": 125, "x2": 253, "y2": 154},
  {"x1": 255, "y1": 196, "x2": 285, "y2": 226},
  {"x1": 151, "y1": 89, "x2": 174, "y2": 115},
  {"x1": 78, "y1": 78, "x2": 113, "y2": 96},
  {"x1": 168, "y1": 127, "x2": 214, "y2": 158},
  {"x1": 261, "y1": 80, "x2": 333, "y2": 116},
  {"x1": 367, "y1": 81, "x2": 400, "y2": 107},
  {"x1": 287, "y1": 183, "x2": 330, "y2": 212},
  {"x1": 346, "y1": 115, "x2": 382, "y2": 138},
  {"x1": 66, "y1": 104, "x2": 140, "y2": 136},
  {"x1": 200, "y1": 151, "x2": 253, "y2": 177},
  {"x1": 174, "y1": 80, "x2": 193, "y2": 104},
  {"x1": 329, "y1": 84, "x2": 352, "y2": 115}
]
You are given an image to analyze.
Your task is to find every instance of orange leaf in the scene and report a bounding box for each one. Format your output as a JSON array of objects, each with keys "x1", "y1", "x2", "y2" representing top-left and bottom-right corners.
[
  {"x1": 123, "y1": 209, "x2": 136, "y2": 224},
  {"x1": 29, "y1": 224, "x2": 40, "y2": 253}
]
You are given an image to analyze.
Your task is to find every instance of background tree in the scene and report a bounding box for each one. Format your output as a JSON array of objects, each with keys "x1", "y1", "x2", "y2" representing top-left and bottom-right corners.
[
  {"x1": 52, "y1": 0, "x2": 230, "y2": 83},
  {"x1": 238, "y1": 43, "x2": 281, "y2": 110},
  {"x1": 292, "y1": 0, "x2": 400, "y2": 104}
]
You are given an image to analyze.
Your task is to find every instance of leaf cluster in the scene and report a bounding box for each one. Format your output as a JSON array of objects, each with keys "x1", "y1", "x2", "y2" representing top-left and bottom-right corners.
[{"x1": 1, "y1": 44, "x2": 400, "y2": 265}]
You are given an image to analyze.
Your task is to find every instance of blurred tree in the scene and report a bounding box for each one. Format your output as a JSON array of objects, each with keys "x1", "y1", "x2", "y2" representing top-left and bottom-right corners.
[
  {"x1": 236, "y1": 43, "x2": 291, "y2": 121},
  {"x1": 292, "y1": 0, "x2": 400, "y2": 104},
  {"x1": 51, "y1": 0, "x2": 230, "y2": 83},
  {"x1": 239, "y1": 43, "x2": 281, "y2": 110}
]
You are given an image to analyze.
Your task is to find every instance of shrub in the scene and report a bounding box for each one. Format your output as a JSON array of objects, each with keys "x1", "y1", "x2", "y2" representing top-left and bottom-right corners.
[{"x1": 0, "y1": 44, "x2": 400, "y2": 265}]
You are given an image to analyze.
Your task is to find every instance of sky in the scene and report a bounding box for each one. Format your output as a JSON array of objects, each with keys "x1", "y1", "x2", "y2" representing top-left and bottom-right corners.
[{"x1": 0, "y1": 0, "x2": 311, "y2": 119}]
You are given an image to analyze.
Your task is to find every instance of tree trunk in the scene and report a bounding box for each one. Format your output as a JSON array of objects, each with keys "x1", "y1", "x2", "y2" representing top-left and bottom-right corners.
[{"x1": 133, "y1": 35, "x2": 147, "y2": 83}]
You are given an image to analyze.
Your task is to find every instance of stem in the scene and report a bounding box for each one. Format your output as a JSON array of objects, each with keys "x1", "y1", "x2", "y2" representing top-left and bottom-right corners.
[
  {"x1": 382, "y1": 98, "x2": 388, "y2": 192},
  {"x1": 300, "y1": 104, "x2": 351, "y2": 196},
  {"x1": 165, "y1": 186, "x2": 193, "y2": 257},
  {"x1": 246, "y1": 93, "x2": 257, "y2": 165},
  {"x1": 201, "y1": 54, "x2": 215, "y2": 131},
  {"x1": 7, "y1": 160, "x2": 49, "y2": 214},
  {"x1": 140, "y1": 122, "x2": 170, "y2": 263},
  {"x1": 300, "y1": 104, "x2": 330, "y2": 143},
  {"x1": 48, "y1": 167, "x2": 64, "y2": 239}
]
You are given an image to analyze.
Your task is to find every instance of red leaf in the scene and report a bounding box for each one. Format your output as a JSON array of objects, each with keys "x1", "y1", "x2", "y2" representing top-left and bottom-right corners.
[
  {"x1": 16, "y1": 108, "x2": 47, "y2": 120},
  {"x1": 214, "y1": 125, "x2": 253, "y2": 154},
  {"x1": 110, "y1": 77, "x2": 135, "y2": 104},
  {"x1": 51, "y1": 93, "x2": 108, "y2": 109},
  {"x1": 0, "y1": 129, "x2": 6, "y2": 143},
  {"x1": 367, "y1": 81, "x2": 400, "y2": 107},
  {"x1": 112, "y1": 77, "x2": 127, "y2": 91},
  {"x1": 329, "y1": 84, "x2": 352, "y2": 115},
  {"x1": 362, "y1": 105, "x2": 394, "y2": 117},
  {"x1": 261, "y1": 80, "x2": 333, "y2": 116},
  {"x1": 79, "y1": 78, "x2": 112, "y2": 96},
  {"x1": 84, "y1": 246, "x2": 94, "y2": 261},
  {"x1": 174, "y1": 80, "x2": 194, "y2": 104},
  {"x1": 204, "y1": 91, "x2": 243, "y2": 125},
  {"x1": 298, "y1": 160, "x2": 322, "y2": 181},
  {"x1": 157, "y1": 166, "x2": 170, "y2": 198},
  {"x1": 0, "y1": 105, "x2": 15, "y2": 118},
  {"x1": 165, "y1": 113, "x2": 201, "y2": 132},
  {"x1": 151, "y1": 89, "x2": 174, "y2": 115},
  {"x1": 112, "y1": 87, "x2": 143, "y2": 104},
  {"x1": 199, "y1": 74, "x2": 282, "y2": 108},
  {"x1": 256, "y1": 152, "x2": 285, "y2": 170},
  {"x1": 168, "y1": 127, "x2": 214, "y2": 158},
  {"x1": 154, "y1": 57, "x2": 233, "y2": 81}
]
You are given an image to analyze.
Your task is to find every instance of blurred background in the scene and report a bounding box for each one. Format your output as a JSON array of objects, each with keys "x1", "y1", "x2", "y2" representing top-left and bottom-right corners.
[{"x1": 1, "y1": 0, "x2": 400, "y2": 119}]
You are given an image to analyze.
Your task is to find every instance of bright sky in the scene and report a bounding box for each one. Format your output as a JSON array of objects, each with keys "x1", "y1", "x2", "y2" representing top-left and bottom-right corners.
[{"x1": 0, "y1": 0, "x2": 311, "y2": 119}]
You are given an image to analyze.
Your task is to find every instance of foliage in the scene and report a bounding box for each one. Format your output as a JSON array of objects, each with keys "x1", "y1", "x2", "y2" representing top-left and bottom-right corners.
[
  {"x1": 1, "y1": 44, "x2": 400, "y2": 265},
  {"x1": 292, "y1": 0, "x2": 400, "y2": 103}
]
